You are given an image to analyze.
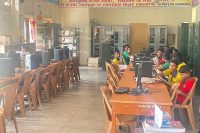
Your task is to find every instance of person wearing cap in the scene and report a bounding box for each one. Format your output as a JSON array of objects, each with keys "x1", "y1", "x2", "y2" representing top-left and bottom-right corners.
[
  {"x1": 162, "y1": 59, "x2": 182, "y2": 85},
  {"x1": 171, "y1": 53, "x2": 187, "y2": 71},
  {"x1": 112, "y1": 49, "x2": 120, "y2": 65},
  {"x1": 176, "y1": 65, "x2": 195, "y2": 104}
]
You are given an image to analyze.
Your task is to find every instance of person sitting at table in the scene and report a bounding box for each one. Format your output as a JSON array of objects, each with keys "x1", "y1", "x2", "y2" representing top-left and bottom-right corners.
[
  {"x1": 171, "y1": 54, "x2": 187, "y2": 71},
  {"x1": 161, "y1": 59, "x2": 182, "y2": 86},
  {"x1": 122, "y1": 45, "x2": 130, "y2": 65},
  {"x1": 111, "y1": 49, "x2": 120, "y2": 65},
  {"x1": 156, "y1": 53, "x2": 170, "y2": 71},
  {"x1": 153, "y1": 49, "x2": 163, "y2": 65},
  {"x1": 163, "y1": 46, "x2": 171, "y2": 55},
  {"x1": 175, "y1": 65, "x2": 195, "y2": 104}
]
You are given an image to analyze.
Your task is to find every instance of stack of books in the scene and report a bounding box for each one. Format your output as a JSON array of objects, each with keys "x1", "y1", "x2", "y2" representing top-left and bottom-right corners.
[
  {"x1": 142, "y1": 105, "x2": 185, "y2": 133},
  {"x1": 143, "y1": 120, "x2": 185, "y2": 133}
]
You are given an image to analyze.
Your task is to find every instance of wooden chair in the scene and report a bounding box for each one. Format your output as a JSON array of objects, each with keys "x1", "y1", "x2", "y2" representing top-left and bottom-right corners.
[
  {"x1": 40, "y1": 66, "x2": 52, "y2": 102},
  {"x1": 58, "y1": 60, "x2": 65, "y2": 92},
  {"x1": 28, "y1": 68, "x2": 42, "y2": 109},
  {"x1": 0, "y1": 83, "x2": 18, "y2": 133},
  {"x1": 111, "y1": 64, "x2": 122, "y2": 81},
  {"x1": 60, "y1": 60, "x2": 67, "y2": 92},
  {"x1": 72, "y1": 57, "x2": 80, "y2": 82},
  {"x1": 68, "y1": 59, "x2": 75, "y2": 85},
  {"x1": 171, "y1": 77, "x2": 198, "y2": 132},
  {"x1": 16, "y1": 70, "x2": 32, "y2": 116},
  {"x1": 170, "y1": 83, "x2": 180, "y2": 99},
  {"x1": 105, "y1": 62, "x2": 118, "y2": 88},
  {"x1": 0, "y1": 106, "x2": 6, "y2": 133},
  {"x1": 54, "y1": 62, "x2": 63, "y2": 93},
  {"x1": 63, "y1": 59, "x2": 70, "y2": 90},
  {"x1": 100, "y1": 85, "x2": 137, "y2": 133},
  {"x1": 107, "y1": 79, "x2": 117, "y2": 94}
]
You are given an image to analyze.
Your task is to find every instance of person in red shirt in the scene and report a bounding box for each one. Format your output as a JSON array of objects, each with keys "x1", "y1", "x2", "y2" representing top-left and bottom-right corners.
[{"x1": 176, "y1": 65, "x2": 195, "y2": 104}]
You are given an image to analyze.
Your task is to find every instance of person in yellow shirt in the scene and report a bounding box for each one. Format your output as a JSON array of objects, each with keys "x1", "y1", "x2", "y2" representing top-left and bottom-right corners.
[
  {"x1": 171, "y1": 53, "x2": 187, "y2": 70},
  {"x1": 112, "y1": 49, "x2": 120, "y2": 65},
  {"x1": 162, "y1": 59, "x2": 182, "y2": 86}
]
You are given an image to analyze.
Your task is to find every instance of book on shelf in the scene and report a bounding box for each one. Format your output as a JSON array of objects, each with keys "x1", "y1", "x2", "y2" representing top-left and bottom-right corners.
[{"x1": 143, "y1": 120, "x2": 185, "y2": 133}]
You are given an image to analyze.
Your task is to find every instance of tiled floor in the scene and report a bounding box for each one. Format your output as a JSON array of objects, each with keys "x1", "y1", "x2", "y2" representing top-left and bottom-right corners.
[
  {"x1": 6, "y1": 66, "x2": 200, "y2": 133},
  {"x1": 7, "y1": 66, "x2": 105, "y2": 133}
]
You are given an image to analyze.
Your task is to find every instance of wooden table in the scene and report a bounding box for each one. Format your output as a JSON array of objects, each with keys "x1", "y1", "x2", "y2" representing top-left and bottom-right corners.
[{"x1": 111, "y1": 69, "x2": 173, "y2": 133}]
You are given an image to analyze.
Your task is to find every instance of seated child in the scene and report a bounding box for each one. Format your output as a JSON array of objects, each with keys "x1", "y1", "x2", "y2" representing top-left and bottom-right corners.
[
  {"x1": 112, "y1": 49, "x2": 120, "y2": 65},
  {"x1": 176, "y1": 65, "x2": 195, "y2": 104}
]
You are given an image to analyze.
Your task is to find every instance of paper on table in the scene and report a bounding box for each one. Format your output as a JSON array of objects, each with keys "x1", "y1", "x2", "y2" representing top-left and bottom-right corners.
[
  {"x1": 154, "y1": 104, "x2": 163, "y2": 128},
  {"x1": 118, "y1": 65, "x2": 127, "y2": 71}
]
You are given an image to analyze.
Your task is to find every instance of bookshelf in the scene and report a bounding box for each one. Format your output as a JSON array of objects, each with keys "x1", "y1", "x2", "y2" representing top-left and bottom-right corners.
[{"x1": 59, "y1": 28, "x2": 80, "y2": 57}]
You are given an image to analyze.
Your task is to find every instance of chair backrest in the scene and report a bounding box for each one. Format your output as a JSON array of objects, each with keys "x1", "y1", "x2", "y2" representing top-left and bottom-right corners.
[
  {"x1": 107, "y1": 79, "x2": 117, "y2": 94},
  {"x1": 55, "y1": 62, "x2": 63, "y2": 80},
  {"x1": 17, "y1": 71, "x2": 32, "y2": 94},
  {"x1": 111, "y1": 64, "x2": 121, "y2": 81},
  {"x1": 64, "y1": 59, "x2": 70, "y2": 74},
  {"x1": 170, "y1": 82, "x2": 180, "y2": 100},
  {"x1": 100, "y1": 85, "x2": 112, "y2": 121},
  {"x1": 105, "y1": 62, "x2": 118, "y2": 87},
  {"x1": 182, "y1": 77, "x2": 198, "y2": 105},
  {"x1": 172, "y1": 77, "x2": 198, "y2": 105},
  {"x1": 30, "y1": 68, "x2": 41, "y2": 90},
  {"x1": 0, "y1": 83, "x2": 17, "y2": 118}
]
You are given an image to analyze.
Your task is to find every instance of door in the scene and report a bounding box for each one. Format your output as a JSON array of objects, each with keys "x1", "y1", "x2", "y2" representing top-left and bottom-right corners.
[
  {"x1": 179, "y1": 23, "x2": 189, "y2": 61},
  {"x1": 130, "y1": 23, "x2": 148, "y2": 54},
  {"x1": 188, "y1": 23, "x2": 194, "y2": 67}
]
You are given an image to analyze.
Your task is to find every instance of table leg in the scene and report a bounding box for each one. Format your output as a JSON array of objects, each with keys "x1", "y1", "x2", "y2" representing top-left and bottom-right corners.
[{"x1": 112, "y1": 112, "x2": 116, "y2": 133}]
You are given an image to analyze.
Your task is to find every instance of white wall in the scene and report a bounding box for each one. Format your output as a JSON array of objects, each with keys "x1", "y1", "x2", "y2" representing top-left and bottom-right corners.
[
  {"x1": 0, "y1": 0, "x2": 19, "y2": 36},
  {"x1": 192, "y1": 4, "x2": 200, "y2": 23},
  {"x1": 60, "y1": 8, "x2": 90, "y2": 65}
]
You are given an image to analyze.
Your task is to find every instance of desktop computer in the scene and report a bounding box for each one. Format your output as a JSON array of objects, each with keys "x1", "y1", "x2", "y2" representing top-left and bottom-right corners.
[{"x1": 135, "y1": 61, "x2": 153, "y2": 77}]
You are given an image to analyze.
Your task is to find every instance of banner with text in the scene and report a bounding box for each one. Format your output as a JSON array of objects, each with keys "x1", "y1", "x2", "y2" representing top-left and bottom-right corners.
[
  {"x1": 59, "y1": 0, "x2": 192, "y2": 8},
  {"x1": 193, "y1": 0, "x2": 200, "y2": 5}
]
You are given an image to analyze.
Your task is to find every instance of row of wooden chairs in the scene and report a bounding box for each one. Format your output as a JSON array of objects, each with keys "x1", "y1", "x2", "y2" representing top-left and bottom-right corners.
[{"x1": 0, "y1": 57, "x2": 80, "y2": 133}]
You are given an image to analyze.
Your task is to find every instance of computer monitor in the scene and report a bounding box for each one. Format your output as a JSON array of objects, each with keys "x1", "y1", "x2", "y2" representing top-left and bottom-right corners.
[
  {"x1": 136, "y1": 63, "x2": 142, "y2": 88},
  {"x1": 135, "y1": 61, "x2": 153, "y2": 77},
  {"x1": 25, "y1": 53, "x2": 41, "y2": 70},
  {"x1": 133, "y1": 55, "x2": 152, "y2": 67},
  {"x1": 139, "y1": 50, "x2": 151, "y2": 57},
  {"x1": 7, "y1": 52, "x2": 21, "y2": 68},
  {"x1": 131, "y1": 62, "x2": 150, "y2": 95},
  {"x1": 42, "y1": 51, "x2": 50, "y2": 66},
  {"x1": 0, "y1": 58, "x2": 15, "y2": 77}
]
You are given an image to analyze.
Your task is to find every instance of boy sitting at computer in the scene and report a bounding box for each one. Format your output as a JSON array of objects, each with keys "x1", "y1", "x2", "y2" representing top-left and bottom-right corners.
[
  {"x1": 160, "y1": 59, "x2": 182, "y2": 86},
  {"x1": 112, "y1": 49, "x2": 120, "y2": 65}
]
